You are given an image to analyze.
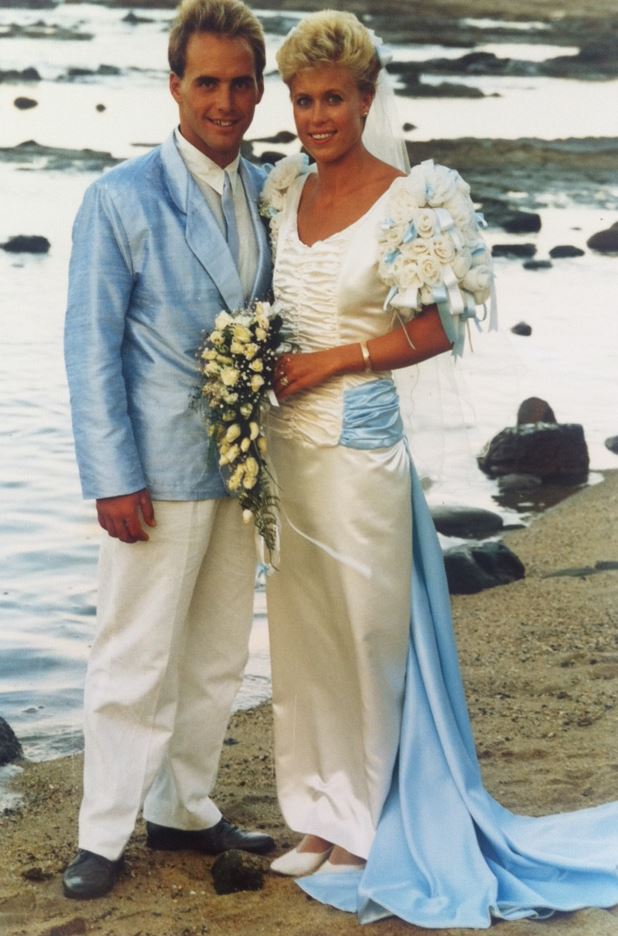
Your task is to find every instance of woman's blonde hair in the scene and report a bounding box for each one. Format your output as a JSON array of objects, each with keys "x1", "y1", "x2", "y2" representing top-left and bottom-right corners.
[{"x1": 276, "y1": 10, "x2": 380, "y2": 93}]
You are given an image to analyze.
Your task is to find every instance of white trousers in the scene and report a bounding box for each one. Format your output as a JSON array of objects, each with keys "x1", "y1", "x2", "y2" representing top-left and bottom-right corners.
[{"x1": 78, "y1": 498, "x2": 257, "y2": 860}]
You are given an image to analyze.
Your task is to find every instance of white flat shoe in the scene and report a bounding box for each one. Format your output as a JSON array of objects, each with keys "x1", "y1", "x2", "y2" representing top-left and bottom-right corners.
[
  {"x1": 270, "y1": 845, "x2": 332, "y2": 876},
  {"x1": 319, "y1": 858, "x2": 365, "y2": 874}
]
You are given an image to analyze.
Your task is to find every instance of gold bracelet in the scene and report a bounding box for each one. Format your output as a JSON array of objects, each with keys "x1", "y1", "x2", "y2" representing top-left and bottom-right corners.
[{"x1": 359, "y1": 341, "x2": 373, "y2": 372}]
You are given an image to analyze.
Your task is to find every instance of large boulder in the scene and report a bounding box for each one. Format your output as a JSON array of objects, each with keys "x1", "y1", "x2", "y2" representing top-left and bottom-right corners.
[
  {"x1": 0, "y1": 717, "x2": 23, "y2": 766},
  {"x1": 502, "y1": 211, "x2": 541, "y2": 234},
  {"x1": 431, "y1": 506, "x2": 503, "y2": 539},
  {"x1": 511, "y1": 321, "x2": 532, "y2": 336},
  {"x1": 587, "y1": 222, "x2": 618, "y2": 254},
  {"x1": 478, "y1": 423, "x2": 589, "y2": 483},
  {"x1": 443, "y1": 542, "x2": 525, "y2": 595}
]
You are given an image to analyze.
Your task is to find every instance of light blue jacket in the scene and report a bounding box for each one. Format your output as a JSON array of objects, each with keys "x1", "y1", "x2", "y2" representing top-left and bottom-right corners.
[{"x1": 65, "y1": 132, "x2": 272, "y2": 501}]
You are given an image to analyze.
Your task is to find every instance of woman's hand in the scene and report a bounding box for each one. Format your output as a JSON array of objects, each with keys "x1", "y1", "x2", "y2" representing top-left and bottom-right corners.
[{"x1": 273, "y1": 349, "x2": 342, "y2": 401}]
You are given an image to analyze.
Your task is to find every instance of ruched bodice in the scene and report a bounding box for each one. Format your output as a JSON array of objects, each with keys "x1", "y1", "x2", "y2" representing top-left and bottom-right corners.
[{"x1": 268, "y1": 174, "x2": 398, "y2": 446}]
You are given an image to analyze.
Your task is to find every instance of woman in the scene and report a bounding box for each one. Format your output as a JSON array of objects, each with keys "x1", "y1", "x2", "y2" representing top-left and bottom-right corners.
[{"x1": 261, "y1": 10, "x2": 618, "y2": 928}]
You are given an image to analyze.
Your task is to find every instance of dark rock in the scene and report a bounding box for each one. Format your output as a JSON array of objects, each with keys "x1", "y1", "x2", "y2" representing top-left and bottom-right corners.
[
  {"x1": 492, "y1": 243, "x2": 537, "y2": 258},
  {"x1": 95, "y1": 103, "x2": 106, "y2": 112},
  {"x1": 523, "y1": 259, "x2": 552, "y2": 270},
  {"x1": 517, "y1": 397, "x2": 556, "y2": 425},
  {"x1": 478, "y1": 423, "x2": 589, "y2": 483},
  {"x1": 605, "y1": 435, "x2": 618, "y2": 455},
  {"x1": 511, "y1": 321, "x2": 532, "y2": 336},
  {"x1": 97, "y1": 64, "x2": 121, "y2": 76},
  {"x1": 211, "y1": 850, "x2": 266, "y2": 895},
  {"x1": 0, "y1": 66, "x2": 41, "y2": 82},
  {"x1": 587, "y1": 221, "x2": 618, "y2": 254},
  {"x1": 0, "y1": 717, "x2": 23, "y2": 766},
  {"x1": 549, "y1": 245, "x2": 585, "y2": 258},
  {"x1": 443, "y1": 542, "x2": 525, "y2": 595},
  {"x1": 252, "y1": 130, "x2": 296, "y2": 144},
  {"x1": 503, "y1": 210, "x2": 541, "y2": 234},
  {"x1": 496, "y1": 473, "x2": 543, "y2": 491},
  {"x1": 0, "y1": 139, "x2": 121, "y2": 171},
  {"x1": 258, "y1": 150, "x2": 286, "y2": 165},
  {"x1": 44, "y1": 918, "x2": 87, "y2": 936},
  {"x1": 22, "y1": 866, "x2": 54, "y2": 881},
  {"x1": 431, "y1": 505, "x2": 503, "y2": 539},
  {"x1": 122, "y1": 11, "x2": 154, "y2": 23},
  {"x1": 14, "y1": 96, "x2": 38, "y2": 110},
  {"x1": 402, "y1": 122, "x2": 416, "y2": 131},
  {"x1": 1, "y1": 234, "x2": 50, "y2": 254}
]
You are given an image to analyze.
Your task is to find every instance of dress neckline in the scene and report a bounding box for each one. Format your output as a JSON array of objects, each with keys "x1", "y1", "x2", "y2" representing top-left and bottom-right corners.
[{"x1": 294, "y1": 173, "x2": 404, "y2": 249}]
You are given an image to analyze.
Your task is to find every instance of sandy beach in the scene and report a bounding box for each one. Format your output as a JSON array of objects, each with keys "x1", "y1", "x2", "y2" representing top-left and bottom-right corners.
[{"x1": 2, "y1": 470, "x2": 617, "y2": 936}]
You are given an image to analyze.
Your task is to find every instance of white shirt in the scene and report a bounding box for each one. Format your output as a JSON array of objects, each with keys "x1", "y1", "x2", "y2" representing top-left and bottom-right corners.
[{"x1": 174, "y1": 128, "x2": 258, "y2": 302}]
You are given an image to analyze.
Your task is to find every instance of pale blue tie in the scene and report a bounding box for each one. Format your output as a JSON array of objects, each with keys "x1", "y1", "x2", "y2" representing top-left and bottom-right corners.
[{"x1": 221, "y1": 170, "x2": 239, "y2": 265}]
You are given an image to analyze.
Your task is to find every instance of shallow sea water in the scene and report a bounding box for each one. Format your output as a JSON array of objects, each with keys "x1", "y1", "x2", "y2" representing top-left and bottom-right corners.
[{"x1": 1, "y1": 4, "x2": 617, "y2": 764}]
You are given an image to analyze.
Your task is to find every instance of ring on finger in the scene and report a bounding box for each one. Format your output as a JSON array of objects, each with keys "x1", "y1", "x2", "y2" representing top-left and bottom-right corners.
[{"x1": 280, "y1": 374, "x2": 289, "y2": 387}]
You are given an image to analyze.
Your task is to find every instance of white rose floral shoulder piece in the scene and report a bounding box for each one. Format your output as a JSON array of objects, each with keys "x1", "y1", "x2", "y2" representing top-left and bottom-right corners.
[
  {"x1": 259, "y1": 153, "x2": 312, "y2": 256},
  {"x1": 378, "y1": 160, "x2": 496, "y2": 355}
]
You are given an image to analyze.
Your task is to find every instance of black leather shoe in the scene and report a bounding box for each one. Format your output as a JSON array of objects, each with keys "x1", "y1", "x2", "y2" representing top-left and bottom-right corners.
[
  {"x1": 63, "y1": 849, "x2": 123, "y2": 899},
  {"x1": 146, "y1": 818, "x2": 275, "y2": 855}
]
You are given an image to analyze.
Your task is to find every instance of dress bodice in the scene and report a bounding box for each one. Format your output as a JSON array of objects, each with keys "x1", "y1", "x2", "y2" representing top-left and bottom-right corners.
[{"x1": 269, "y1": 174, "x2": 398, "y2": 446}]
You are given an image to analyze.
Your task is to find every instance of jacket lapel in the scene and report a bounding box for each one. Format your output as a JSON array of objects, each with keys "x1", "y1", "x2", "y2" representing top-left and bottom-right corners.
[{"x1": 160, "y1": 133, "x2": 244, "y2": 312}]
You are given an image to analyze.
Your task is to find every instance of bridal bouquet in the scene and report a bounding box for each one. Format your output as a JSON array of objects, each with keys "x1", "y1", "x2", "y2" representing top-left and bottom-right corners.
[{"x1": 199, "y1": 301, "x2": 283, "y2": 552}]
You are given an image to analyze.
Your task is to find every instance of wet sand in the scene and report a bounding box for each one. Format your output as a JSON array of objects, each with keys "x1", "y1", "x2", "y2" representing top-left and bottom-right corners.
[{"x1": 1, "y1": 471, "x2": 617, "y2": 935}]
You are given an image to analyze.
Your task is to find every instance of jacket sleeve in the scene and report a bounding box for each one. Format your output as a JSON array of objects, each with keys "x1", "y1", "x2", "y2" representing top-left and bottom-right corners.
[{"x1": 64, "y1": 181, "x2": 147, "y2": 500}]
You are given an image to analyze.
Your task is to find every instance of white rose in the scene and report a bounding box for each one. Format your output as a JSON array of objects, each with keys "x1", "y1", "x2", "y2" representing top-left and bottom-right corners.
[
  {"x1": 215, "y1": 311, "x2": 232, "y2": 329},
  {"x1": 223, "y1": 392, "x2": 238, "y2": 404},
  {"x1": 240, "y1": 403, "x2": 252, "y2": 418},
  {"x1": 401, "y1": 239, "x2": 431, "y2": 260},
  {"x1": 228, "y1": 463, "x2": 245, "y2": 491},
  {"x1": 431, "y1": 234, "x2": 456, "y2": 264},
  {"x1": 225, "y1": 423, "x2": 241, "y2": 443},
  {"x1": 392, "y1": 254, "x2": 422, "y2": 291},
  {"x1": 250, "y1": 359, "x2": 264, "y2": 372},
  {"x1": 452, "y1": 247, "x2": 472, "y2": 280},
  {"x1": 420, "y1": 285, "x2": 435, "y2": 305},
  {"x1": 249, "y1": 421, "x2": 259, "y2": 440},
  {"x1": 379, "y1": 220, "x2": 407, "y2": 251},
  {"x1": 462, "y1": 265, "x2": 492, "y2": 298},
  {"x1": 240, "y1": 437, "x2": 251, "y2": 453},
  {"x1": 254, "y1": 327, "x2": 267, "y2": 341},
  {"x1": 233, "y1": 324, "x2": 251, "y2": 342},
  {"x1": 257, "y1": 436, "x2": 267, "y2": 455},
  {"x1": 243, "y1": 474, "x2": 258, "y2": 490},
  {"x1": 404, "y1": 166, "x2": 428, "y2": 207},
  {"x1": 244, "y1": 342, "x2": 258, "y2": 360},
  {"x1": 221, "y1": 367, "x2": 239, "y2": 387},
  {"x1": 419, "y1": 255, "x2": 443, "y2": 287},
  {"x1": 242, "y1": 508, "x2": 253, "y2": 523},
  {"x1": 414, "y1": 209, "x2": 437, "y2": 239},
  {"x1": 250, "y1": 374, "x2": 265, "y2": 392},
  {"x1": 245, "y1": 456, "x2": 259, "y2": 476},
  {"x1": 445, "y1": 193, "x2": 474, "y2": 230},
  {"x1": 426, "y1": 164, "x2": 459, "y2": 207},
  {"x1": 270, "y1": 153, "x2": 307, "y2": 190},
  {"x1": 204, "y1": 361, "x2": 220, "y2": 376}
]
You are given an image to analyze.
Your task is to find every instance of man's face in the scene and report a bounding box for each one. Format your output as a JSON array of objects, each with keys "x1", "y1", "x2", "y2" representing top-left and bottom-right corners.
[{"x1": 170, "y1": 32, "x2": 263, "y2": 168}]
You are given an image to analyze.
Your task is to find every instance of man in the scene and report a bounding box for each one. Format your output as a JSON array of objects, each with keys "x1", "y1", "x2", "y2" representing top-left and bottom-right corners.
[{"x1": 63, "y1": 0, "x2": 274, "y2": 900}]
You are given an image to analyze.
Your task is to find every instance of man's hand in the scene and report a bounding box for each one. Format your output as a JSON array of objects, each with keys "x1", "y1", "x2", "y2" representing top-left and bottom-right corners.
[{"x1": 96, "y1": 489, "x2": 156, "y2": 543}]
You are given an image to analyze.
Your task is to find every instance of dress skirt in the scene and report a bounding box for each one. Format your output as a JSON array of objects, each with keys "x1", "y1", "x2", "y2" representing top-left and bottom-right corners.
[{"x1": 266, "y1": 379, "x2": 412, "y2": 860}]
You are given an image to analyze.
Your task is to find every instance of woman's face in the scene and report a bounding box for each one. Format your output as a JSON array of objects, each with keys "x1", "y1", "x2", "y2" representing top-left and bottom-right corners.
[{"x1": 289, "y1": 63, "x2": 373, "y2": 164}]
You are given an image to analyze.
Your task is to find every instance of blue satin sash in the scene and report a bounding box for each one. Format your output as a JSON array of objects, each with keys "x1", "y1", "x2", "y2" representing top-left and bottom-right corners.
[
  {"x1": 339, "y1": 379, "x2": 403, "y2": 450},
  {"x1": 297, "y1": 460, "x2": 618, "y2": 926}
]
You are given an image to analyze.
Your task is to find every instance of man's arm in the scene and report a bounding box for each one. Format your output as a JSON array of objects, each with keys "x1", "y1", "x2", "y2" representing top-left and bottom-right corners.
[{"x1": 65, "y1": 181, "x2": 153, "y2": 541}]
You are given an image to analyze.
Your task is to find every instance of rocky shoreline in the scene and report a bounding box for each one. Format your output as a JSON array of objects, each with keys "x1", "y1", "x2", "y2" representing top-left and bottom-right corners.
[{"x1": 1, "y1": 471, "x2": 617, "y2": 936}]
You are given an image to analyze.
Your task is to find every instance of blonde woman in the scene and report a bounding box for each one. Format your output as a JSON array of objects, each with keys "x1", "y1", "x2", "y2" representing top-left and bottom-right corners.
[{"x1": 261, "y1": 10, "x2": 618, "y2": 927}]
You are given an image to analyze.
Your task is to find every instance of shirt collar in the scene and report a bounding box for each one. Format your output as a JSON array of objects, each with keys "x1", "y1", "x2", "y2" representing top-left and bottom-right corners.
[{"x1": 174, "y1": 128, "x2": 241, "y2": 195}]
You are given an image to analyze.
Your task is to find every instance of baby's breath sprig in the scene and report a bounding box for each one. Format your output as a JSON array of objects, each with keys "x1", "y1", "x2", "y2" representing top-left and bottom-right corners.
[{"x1": 199, "y1": 301, "x2": 283, "y2": 553}]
